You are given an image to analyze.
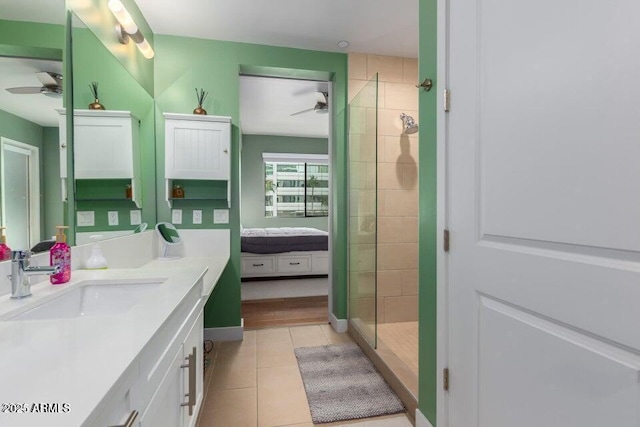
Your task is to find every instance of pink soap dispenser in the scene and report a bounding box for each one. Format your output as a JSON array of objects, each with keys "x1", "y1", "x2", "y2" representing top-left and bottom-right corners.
[
  {"x1": 50, "y1": 226, "x2": 71, "y2": 284},
  {"x1": 0, "y1": 227, "x2": 11, "y2": 261}
]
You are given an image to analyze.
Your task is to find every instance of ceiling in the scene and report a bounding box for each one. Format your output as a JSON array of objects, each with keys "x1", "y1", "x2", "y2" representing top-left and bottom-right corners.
[
  {"x1": 136, "y1": 0, "x2": 418, "y2": 58},
  {"x1": 240, "y1": 76, "x2": 329, "y2": 138},
  {"x1": 0, "y1": 57, "x2": 63, "y2": 127}
]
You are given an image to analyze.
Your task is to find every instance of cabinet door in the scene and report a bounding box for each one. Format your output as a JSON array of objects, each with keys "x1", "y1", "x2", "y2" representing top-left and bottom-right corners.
[
  {"x1": 74, "y1": 115, "x2": 134, "y2": 179},
  {"x1": 182, "y1": 310, "x2": 204, "y2": 427},
  {"x1": 140, "y1": 345, "x2": 184, "y2": 427},
  {"x1": 165, "y1": 119, "x2": 230, "y2": 180}
]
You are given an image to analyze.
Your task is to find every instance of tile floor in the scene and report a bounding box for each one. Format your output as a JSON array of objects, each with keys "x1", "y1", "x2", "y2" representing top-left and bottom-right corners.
[{"x1": 197, "y1": 324, "x2": 413, "y2": 427}]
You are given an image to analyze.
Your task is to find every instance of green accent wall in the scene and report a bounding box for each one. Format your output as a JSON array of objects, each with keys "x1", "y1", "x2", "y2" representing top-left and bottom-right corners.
[
  {"x1": 43, "y1": 127, "x2": 63, "y2": 238},
  {"x1": 68, "y1": 0, "x2": 154, "y2": 95},
  {"x1": 0, "y1": 20, "x2": 64, "y2": 51},
  {"x1": 70, "y1": 26, "x2": 157, "y2": 234},
  {"x1": 418, "y1": 0, "x2": 438, "y2": 424},
  {"x1": 0, "y1": 21, "x2": 65, "y2": 244},
  {"x1": 153, "y1": 35, "x2": 348, "y2": 328},
  {"x1": 240, "y1": 134, "x2": 329, "y2": 231}
]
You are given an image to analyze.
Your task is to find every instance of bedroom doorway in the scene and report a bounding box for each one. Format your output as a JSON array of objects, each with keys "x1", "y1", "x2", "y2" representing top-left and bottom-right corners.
[{"x1": 238, "y1": 74, "x2": 332, "y2": 329}]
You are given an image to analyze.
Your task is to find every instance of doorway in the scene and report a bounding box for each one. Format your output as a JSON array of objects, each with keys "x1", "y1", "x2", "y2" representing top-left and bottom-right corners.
[
  {"x1": 1, "y1": 137, "x2": 40, "y2": 249},
  {"x1": 238, "y1": 74, "x2": 333, "y2": 329}
]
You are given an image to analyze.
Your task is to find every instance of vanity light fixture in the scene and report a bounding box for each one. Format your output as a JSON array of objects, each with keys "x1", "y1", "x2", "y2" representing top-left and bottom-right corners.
[{"x1": 108, "y1": 0, "x2": 154, "y2": 59}]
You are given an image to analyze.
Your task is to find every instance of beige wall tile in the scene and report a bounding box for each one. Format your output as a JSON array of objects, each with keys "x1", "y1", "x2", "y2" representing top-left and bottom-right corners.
[
  {"x1": 349, "y1": 78, "x2": 381, "y2": 107},
  {"x1": 367, "y1": 54, "x2": 404, "y2": 83},
  {"x1": 348, "y1": 79, "x2": 367, "y2": 103},
  {"x1": 401, "y1": 190, "x2": 419, "y2": 216},
  {"x1": 377, "y1": 297, "x2": 386, "y2": 324},
  {"x1": 349, "y1": 133, "x2": 377, "y2": 163},
  {"x1": 378, "y1": 217, "x2": 405, "y2": 244},
  {"x1": 403, "y1": 58, "x2": 419, "y2": 85},
  {"x1": 377, "y1": 190, "x2": 386, "y2": 217},
  {"x1": 385, "y1": 82, "x2": 419, "y2": 111},
  {"x1": 401, "y1": 269, "x2": 419, "y2": 296},
  {"x1": 401, "y1": 216, "x2": 419, "y2": 243},
  {"x1": 257, "y1": 365, "x2": 312, "y2": 426},
  {"x1": 199, "y1": 387, "x2": 257, "y2": 427},
  {"x1": 384, "y1": 296, "x2": 419, "y2": 323},
  {"x1": 349, "y1": 53, "x2": 368, "y2": 80},
  {"x1": 402, "y1": 163, "x2": 419, "y2": 190},
  {"x1": 384, "y1": 135, "x2": 419, "y2": 165},
  {"x1": 349, "y1": 244, "x2": 376, "y2": 273},
  {"x1": 381, "y1": 190, "x2": 404, "y2": 217},
  {"x1": 290, "y1": 325, "x2": 329, "y2": 348},
  {"x1": 377, "y1": 163, "x2": 403, "y2": 190},
  {"x1": 377, "y1": 108, "x2": 404, "y2": 137},
  {"x1": 349, "y1": 105, "x2": 368, "y2": 135},
  {"x1": 377, "y1": 269, "x2": 403, "y2": 297},
  {"x1": 378, "y1": 243, "x2": 418, "y2": 270}
]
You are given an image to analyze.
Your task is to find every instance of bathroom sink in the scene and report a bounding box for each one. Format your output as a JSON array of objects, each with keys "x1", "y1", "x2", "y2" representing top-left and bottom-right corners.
[{"x1": 8, "y1": 279, "x2": 165, "y2": 321}]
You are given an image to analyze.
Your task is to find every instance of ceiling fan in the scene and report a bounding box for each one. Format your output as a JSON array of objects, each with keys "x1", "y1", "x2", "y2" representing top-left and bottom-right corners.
[
  {"x1": 6, "y1": 71, "x2": 63, "y2": 97},
  {"x1": 291, "y1": 91, "x2": 329, "y2": 116}
]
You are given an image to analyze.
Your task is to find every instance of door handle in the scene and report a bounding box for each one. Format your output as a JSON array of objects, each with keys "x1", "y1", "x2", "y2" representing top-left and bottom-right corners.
[
  {"x1": 108, "y1": 410, "x2": 138, "y2": 427},
  {"x1": 180, "y1": 346, "x2": 197, "y2": 416}
]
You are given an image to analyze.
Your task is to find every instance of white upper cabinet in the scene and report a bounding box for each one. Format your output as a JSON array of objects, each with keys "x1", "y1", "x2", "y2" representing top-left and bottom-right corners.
[
  {"x1": 72, "y1": 110, "x2": 139, "y2": 179},
  {"x1": 164, "y1": 113, "x2": 231, "y2": 180}
]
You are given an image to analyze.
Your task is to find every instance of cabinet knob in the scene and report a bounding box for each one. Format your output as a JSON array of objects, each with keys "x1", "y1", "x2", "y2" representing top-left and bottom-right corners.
[
  {"x1": 223, "y1": 149, "x2": 228, "y2": 154},
  {"x1": 60, "y1": 144, "x2": 67, "y2": 148}
]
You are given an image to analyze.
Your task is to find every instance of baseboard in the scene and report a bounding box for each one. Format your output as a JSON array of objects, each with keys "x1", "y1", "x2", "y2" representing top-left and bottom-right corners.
[
  {"x1": 204, "y1": 318, "x2": 244, "y2": 341},
  {"x1": 415, "y1": 409, "x2": 434, "y2": 427},
  {"x1": 329, "y1": 312, "x2": 348, "y2": 333}
]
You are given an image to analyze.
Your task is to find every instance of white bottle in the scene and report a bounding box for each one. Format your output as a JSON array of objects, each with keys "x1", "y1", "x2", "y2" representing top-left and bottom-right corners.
[{"x1": 86, "y1": 235, "x2": 108, "y2": 269}]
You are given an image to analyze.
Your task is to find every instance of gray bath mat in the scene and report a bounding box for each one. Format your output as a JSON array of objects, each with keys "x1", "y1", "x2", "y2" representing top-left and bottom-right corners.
[{"x1": 294, "y1": 343, "x2": 405, "y2": 423}]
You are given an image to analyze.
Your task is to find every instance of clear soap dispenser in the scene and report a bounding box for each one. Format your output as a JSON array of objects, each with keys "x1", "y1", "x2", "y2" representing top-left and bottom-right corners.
[{"x1": 86, "y1": 235, "x2": 108, "y2": 270}]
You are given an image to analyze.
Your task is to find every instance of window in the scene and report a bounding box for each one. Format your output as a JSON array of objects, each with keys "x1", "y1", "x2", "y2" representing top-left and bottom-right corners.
[{"x1": 263, "y1": 153, "x2": 329, "y2": 218}]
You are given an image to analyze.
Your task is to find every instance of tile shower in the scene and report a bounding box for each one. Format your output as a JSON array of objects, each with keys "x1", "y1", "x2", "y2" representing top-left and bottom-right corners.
[{"x1": 347, "y1": 53, "x2": 419, "y2": 399}]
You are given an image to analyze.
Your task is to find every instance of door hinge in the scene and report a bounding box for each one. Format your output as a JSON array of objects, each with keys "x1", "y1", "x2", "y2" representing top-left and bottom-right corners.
[
  {"x1": 444, "y1": 89, "x2": 451, "y2": 112},
  {"x1": 443, "y1": 368, "x2": 450, "y2": 391},
  {"x1": 443, "y1": 229, "x2": 450, "y2": 252}
]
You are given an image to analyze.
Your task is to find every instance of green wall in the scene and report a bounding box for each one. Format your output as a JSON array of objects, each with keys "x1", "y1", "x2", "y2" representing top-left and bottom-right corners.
[
  {"x1": 0, "y1": 21, "x2": 65, "y2": 244},
  {"x1": 418, "y1": 0, "x2": 438, "y2": 424},
  {"x1": 153, "y1": 35, "x2": 348, "y2": 328},
  {"x1": 70, "y1": 26, "x2": 156, "y2": 233},
  {"x1": 43, "y1": 127, "x2": 63, "y2": 238},
  {"x1": 241, "y1": 134, "x2": 329, "y2": 231}
]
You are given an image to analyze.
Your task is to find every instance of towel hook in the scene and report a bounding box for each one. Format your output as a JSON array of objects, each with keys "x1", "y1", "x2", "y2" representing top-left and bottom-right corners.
[{"x1": 416, "y1": 77, "x2": 433, "y2": 92}]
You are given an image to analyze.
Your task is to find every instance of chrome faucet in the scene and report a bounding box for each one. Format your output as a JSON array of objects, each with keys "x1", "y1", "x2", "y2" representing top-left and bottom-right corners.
[{"x1": 9, "y1": 251, "x2": 60, "y2": 299}]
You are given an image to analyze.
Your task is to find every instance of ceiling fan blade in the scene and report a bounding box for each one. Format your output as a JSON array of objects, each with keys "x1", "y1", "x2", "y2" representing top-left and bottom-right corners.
[
  {"x1": 36, "y1": 71, "x2": 62, "y2": 87},
  {"x1": 290, "y1": 107, "x2": 316, "y2": 116},
  {"x1": 6, "y1": 87, "x2": 42, "y2": 94},
  {"x1": 315, "y1": 91, "x2": 328, "y2": 103}
]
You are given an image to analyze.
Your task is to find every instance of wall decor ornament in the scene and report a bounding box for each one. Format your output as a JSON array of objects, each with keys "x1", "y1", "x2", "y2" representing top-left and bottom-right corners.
[
  {"x1": 193, "y1": 88, "x2": 208, "y2": 115},
  {"x1": 88, "y1": 81, "x2": 105, "y2": 110}
]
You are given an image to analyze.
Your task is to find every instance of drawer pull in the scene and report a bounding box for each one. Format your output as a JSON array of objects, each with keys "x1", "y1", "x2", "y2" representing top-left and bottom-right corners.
[
  {"x1": 253, "y1": 263, "x2": 264, "y2": 267},
  {"x1": 180, "y1": 346, "x2": 197, "y2": 416},
  {"x1": 290, "y1": 262, "x2": 301, "y2": 265},
  {"x1": 108, "y1": 410, "x2": 138, "y2": 427}
]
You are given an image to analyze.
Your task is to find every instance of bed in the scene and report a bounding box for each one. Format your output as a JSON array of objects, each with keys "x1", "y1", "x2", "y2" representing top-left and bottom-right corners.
[{"x1": 241, "y1": 227, "x2": 329, "y2": 278}]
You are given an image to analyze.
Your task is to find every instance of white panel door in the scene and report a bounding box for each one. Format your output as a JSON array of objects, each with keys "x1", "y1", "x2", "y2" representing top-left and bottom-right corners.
[{"x1": 446, "y1": 1, "x2": 640, "y2": 426}]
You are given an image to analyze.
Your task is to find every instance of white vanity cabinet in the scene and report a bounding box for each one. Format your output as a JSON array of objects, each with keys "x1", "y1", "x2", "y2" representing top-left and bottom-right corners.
[
  {"x1": 57, "y1": 109, "x2": 142, "y2": 207},
  {"x1": 164, "y1": 113, "x2": 232, "y2": 207},
  {"x1": 84, "y1": 281, "x2": 205, "y2": 427}
]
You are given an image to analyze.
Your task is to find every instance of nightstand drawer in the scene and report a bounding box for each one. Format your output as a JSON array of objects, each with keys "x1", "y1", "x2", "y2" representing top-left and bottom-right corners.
[
  {"x1": 242, "y1": 256, "x2": 276, "y2": 275},
  {"x1": 277, "y1": 255, "x2": 312, "y2": 273}
]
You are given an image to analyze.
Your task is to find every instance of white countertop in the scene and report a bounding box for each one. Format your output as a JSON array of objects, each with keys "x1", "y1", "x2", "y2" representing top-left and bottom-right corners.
[{"x1": 0, "y1": 255, "x2": 228, "y2": 427}]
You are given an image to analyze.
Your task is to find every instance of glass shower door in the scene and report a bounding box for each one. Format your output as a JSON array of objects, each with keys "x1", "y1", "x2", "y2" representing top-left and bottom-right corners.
[{"x1": 347, "y1": 74, "x2": 378, "y2": 347}]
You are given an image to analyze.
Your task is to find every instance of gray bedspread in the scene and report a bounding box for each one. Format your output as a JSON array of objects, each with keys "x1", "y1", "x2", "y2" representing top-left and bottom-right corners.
[{"x1": 241, "y1": 227, "x2": 329, "y2": 254}]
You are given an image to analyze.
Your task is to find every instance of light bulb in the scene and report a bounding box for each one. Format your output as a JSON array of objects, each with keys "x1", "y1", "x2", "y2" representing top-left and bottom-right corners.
[
  {"x1": 108, "y1": 0, "x2": 138, "y2": 35},
  {"x1": 135, "y1": 38, "x2": 155, "y2": 59}
]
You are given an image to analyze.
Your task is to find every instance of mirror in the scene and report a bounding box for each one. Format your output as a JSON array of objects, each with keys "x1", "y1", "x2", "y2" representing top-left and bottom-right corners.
[
  {"x1": 155, "y1": 222, "x2": 182, "y2": 260},
  {"x1": 0, "y1": 53, "x2": 64, "y2": 251},
  {"x1": 70, "y1": 8, "x2": 156, "y2": 245}
]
